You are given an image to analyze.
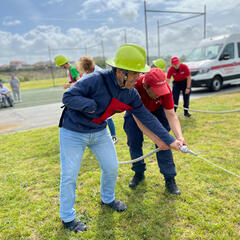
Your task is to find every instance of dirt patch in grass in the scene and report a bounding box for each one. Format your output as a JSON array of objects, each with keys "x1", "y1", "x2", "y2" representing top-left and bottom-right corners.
[{"x1": 0, "y1": 123, "x2": 22, "y2": 133}]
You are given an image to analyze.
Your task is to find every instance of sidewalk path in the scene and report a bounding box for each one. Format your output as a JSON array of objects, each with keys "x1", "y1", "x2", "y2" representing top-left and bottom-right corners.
[{"x1": 0, "y1": 102, "x2": 62, "y2": 135}]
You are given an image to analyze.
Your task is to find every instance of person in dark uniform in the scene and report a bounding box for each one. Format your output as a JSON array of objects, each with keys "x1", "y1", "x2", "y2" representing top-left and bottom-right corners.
[
  {"x1": 124, "y1": 67, "x2": 187, "y2": 194},
  {"x1": 166, "y1": 57, "x2": 192, "y2": 117}
]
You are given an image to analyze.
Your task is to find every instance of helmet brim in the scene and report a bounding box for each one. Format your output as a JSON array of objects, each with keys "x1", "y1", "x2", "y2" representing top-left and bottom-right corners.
[{"x1": 106, "y1": 58, "x2": 150, "y2": 73}]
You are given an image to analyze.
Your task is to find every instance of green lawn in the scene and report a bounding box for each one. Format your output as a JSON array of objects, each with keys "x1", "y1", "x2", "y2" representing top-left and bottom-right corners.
[
  {"x1": 0, "y1": 92, "x2": 240, "y2": 240},
  {"x1": 2, "y1": 78, "x2": 65, "y2": 109},
  {"x1": 12, "y1": 87, "x2": 64, "y2": 108},
  {"x1": 4, "y1": 77, "x2": 66, "y2": 90}
]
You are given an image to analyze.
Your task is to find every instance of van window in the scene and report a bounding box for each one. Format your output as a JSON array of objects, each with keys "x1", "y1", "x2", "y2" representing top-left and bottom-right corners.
[
  {"x1": 238, "y1": 42, "x2": 240, "y2": 57},
  {"x1": 185, "y1": 44, "x2": 222, "y2": 62},
  {"x1": 220, "y1": 43, "x2": 234, "y2": 60}
]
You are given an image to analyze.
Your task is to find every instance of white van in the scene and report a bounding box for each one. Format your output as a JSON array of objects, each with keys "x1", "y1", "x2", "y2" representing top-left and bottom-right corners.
[{"x1": 184, "y1": 33, "x2": 240, "y2": 91}]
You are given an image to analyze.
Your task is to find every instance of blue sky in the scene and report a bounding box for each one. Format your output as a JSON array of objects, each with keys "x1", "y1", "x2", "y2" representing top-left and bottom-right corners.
[{"x1": 1, "y1": 0, "x2": 240, "y2": 65}]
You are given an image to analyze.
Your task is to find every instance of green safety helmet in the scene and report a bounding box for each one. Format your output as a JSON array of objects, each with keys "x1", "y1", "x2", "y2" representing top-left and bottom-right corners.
[
  {"x1": 54, "y1": 55, "x2": 69, "y2": 66},
  {"x1": 152, "y1": 58, "x2": 166, "y2": 70},
  {"x1": 106, "y1": 43, "x2": 150, "y2": 73}
]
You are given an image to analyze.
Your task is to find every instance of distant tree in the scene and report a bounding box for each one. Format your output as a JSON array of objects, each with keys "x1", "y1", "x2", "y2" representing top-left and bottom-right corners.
[
  {"x1": 180, "y1": 55, "x2": 186, "y2": 62},
  {"x1": 165, "y1": 55, "x2": 172, "y2": 69},
  {"x1": 93, "y1": 57, "x2": 107, "y2": 69},
  {"x1": 0, "y1": 67, "x2": 10, "y2": 72},
  {"x1": 18, "y1": 74, "x2": 31, "y2": 82}
]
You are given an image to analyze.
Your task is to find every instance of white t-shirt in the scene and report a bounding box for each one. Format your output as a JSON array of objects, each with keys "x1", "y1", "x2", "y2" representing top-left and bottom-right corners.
[
  {"x1": 0, "y1": 86, "x2": 9, "y2": 94},
  {"x1": 94, "y1": 65, "x2": 102, "y2": 72}
]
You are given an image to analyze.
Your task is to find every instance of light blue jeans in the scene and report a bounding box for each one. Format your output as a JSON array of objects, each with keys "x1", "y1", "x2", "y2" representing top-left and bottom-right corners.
[{"x1": 59, "y1": 127, "x2": 118, "y2": 222}]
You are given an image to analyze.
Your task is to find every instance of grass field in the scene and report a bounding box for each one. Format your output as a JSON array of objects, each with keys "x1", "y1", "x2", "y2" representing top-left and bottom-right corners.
[
  {"x1": 0, "y1": 91, "x2": 240, "y2": 240},
  {"x1": 4, "y1": 77, "x2": 67, "y2": 90},
  {"x1": 1, "y1": 78, "x2": 66, "y2": 109},
  {"x1": 11, "y1": 87, "x2": 64, "y2": 109}
]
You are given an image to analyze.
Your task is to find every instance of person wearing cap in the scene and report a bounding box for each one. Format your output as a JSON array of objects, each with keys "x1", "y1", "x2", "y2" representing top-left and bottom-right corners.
[
  {"x1": 54, "y1": 55, "x2": 82, "y2": 89},
  {"x1": 58, "y1": 43, "x2": 182, "y2": 233},
  {"x1": 0, "y1": 82, "x2": 14, "y2": 108},
  {"x1": 78, "y1": 56, "x2": 118, "y2": 144},
  {"x1": 124, "y1": 66, "x2": 186, "y2": 194},
  {"x1": 166, "y1": 57, "x2": 192, "y2": 117}
]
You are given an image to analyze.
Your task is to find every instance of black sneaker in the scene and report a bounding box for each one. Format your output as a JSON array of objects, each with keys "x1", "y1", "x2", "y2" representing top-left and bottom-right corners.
[
  {"x1": 62, "y1": 218, "x2": 87, "y2": 233},
  {"x1": 165, "y1": 178, "x2": 181, "y2": 195},
  {"x1": 129, "y1": 173, "x2": 145, "y2": 188},
  {"x1": 101, "y1": 199, "x2": 127, "y2": 212},
  {"x1": 184, "y1": 112, "x2": 191, "y2": 118}
]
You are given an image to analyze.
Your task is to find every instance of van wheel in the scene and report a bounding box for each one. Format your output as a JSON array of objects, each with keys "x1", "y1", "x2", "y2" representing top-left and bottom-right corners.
[{"x1": 209, "y1": 76, "x2": 222, "y2": 91}]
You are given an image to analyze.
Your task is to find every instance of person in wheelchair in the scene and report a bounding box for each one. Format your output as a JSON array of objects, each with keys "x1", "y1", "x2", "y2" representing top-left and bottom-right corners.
[{"x1": 0, "y1": 82, "x2": 14, "y2": 108}]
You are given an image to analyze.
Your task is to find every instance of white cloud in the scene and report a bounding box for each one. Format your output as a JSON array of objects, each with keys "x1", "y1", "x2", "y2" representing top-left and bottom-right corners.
[
  {"x1": 0, "y1": 24, "x2": 146, "y2": 64},
  {"x1": 0, "y1": 0, "x2": 239, "y2": 66},
  {"x1": 176, "y1": 0, "x2": 240, "y2": 13},
  {"x1": 78, "y1": 0, "x2": 140, "y2": 23},
  {"x1": 119, "y1": 1, "x2": 139, "y2": 22},
  {"x1": 77, "y1": 0, "x2": 103, "y2": 18},
  {"x1": 47, "y1": 0, "x2": 64, "y2": 5},
  {"x1": 146, "y1": 0, "x2": 240, "y2": 12},
  {"x1": 2, "y1": 17, "x2": 21, "y2": 26},
  {"x1": 107, "y1": 17, "x2": 114, "y2": 24},
  {"x1": 144, "y1": 0, "x2": 240, "y2": 29}
]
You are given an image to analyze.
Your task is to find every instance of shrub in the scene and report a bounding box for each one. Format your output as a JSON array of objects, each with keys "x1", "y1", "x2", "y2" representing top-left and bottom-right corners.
[{"x1": 19, "y1": 74, "x2": 31, "y2": 82}]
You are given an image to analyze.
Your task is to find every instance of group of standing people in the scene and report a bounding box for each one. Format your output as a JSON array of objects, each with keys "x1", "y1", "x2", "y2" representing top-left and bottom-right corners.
[
  {"x1": 0, "y1": 73, "x2": 22, "y2": 108},
  {"x1": 54, "y1": 55, "x2": 118, "y2": 144},
  {"x1": 54, "y1": 44, "x2": 192, "y2": 233}
]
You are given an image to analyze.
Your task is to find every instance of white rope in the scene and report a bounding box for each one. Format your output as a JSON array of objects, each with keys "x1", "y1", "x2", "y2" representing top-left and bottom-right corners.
[
  {"x1": 196, "y1": 155, "x2": 240, "y2": 178},
  {"x1": 119, "y1": 148, "x2": 161, "y2": 164},
  {"x1": 175, "y1": 105, "x2": 240, "y2": 114},
  {"x1": 119, "y1": 147, "x2": 240, "y2": 178}
]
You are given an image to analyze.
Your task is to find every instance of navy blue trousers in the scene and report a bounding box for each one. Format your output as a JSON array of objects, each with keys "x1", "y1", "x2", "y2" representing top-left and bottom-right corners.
[
  {"x1": 123, "y1": 106, "x2": 177, "y2": 178},
  {"x1": 172, "y1": 79, "x2": 190, "y2": 112}
]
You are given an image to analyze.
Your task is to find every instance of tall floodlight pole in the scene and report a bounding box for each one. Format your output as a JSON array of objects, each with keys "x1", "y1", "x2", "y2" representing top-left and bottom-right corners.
[
  {"x1": 144, "y1": 0, "x2": 150, "y2": 65},
  {"x1": 101, "y1": 40, "x2": 106, "y2": 68},
  {"x1": 124, "y1": 29, "x2": 127, "y2": 43},
  {"x1": 157, "y1": 20, "x2": 160, "y2": 57},
  {"x1": 204, "y1": 5, "x2": 206, "y2": 38},
  {"x1": 101, "y1": 40, "x2": 105, "y2": 59},
  {"x1": 48, "y1": 45, "x2": 55, "y2": 87},
  {"x1": 145, "y1": 3, "x2": 206, "y2": 60}
]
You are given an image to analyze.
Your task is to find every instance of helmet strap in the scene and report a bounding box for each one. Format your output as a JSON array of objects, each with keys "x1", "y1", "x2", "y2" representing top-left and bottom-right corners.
[{"x1": 120, "y1": 70, "x2": 128, "y2": 88}]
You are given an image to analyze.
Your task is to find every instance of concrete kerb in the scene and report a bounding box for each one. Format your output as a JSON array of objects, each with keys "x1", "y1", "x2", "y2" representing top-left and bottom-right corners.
[{"x1": 0, "y1": 102, "x2": 62, "y2": 135}]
